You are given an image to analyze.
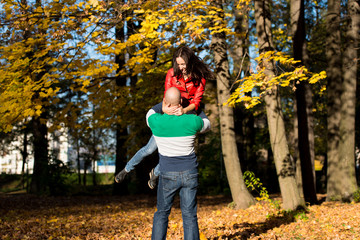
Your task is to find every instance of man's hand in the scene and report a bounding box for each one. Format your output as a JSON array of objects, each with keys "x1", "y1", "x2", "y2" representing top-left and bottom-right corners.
[{"x1": 162, "y1": 101, "x2": 181, "y2": 115}]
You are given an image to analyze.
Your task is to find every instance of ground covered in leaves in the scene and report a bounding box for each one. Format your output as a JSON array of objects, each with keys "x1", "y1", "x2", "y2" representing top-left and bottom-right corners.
[{"x1": 1, "y1": 193, "x2": 359, "y2": 239}]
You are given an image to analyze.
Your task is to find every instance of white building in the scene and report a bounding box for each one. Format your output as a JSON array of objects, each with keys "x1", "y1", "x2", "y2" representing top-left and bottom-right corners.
[
  {"x1": 0, "y1": 126, "x2": 115, "y2": 174},
  {"x1": 0, "y1": 126, "x2": 70, "y2": 174}
]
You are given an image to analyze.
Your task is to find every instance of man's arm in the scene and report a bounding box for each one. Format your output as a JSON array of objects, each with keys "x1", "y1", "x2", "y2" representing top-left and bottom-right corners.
[
  {"x1": 146, "y1": 109, "x2": 156, "y2": 127},
  {"x1": 198, "y1": 111, "x2": 210, "y2": 133}
]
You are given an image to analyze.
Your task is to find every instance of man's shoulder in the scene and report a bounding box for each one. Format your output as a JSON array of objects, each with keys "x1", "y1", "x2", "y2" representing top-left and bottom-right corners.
[
  {"x1": 148, "y1": 112, "x2": 163, "y2": 120},
  {"x1": 150, "y1": 113, "x2": 201, "y2": 125},
  {"x1": 180, "y1": 114, "x2": 203, "y2": 128},
  {"x1": 181, "y1": 113, "x2": 202, "y2": 120}
]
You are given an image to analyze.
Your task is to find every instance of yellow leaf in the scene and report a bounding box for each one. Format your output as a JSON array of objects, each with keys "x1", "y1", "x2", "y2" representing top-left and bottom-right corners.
[
  {"x1": 89, "y1": 0, "x2": 99, "y2": 7},
  {"x1": 134, "y1": 9, "x2": 145, "y2": 14},
  {"x1": 47, "y1": 218, "x2": 58, "y2": 223}
]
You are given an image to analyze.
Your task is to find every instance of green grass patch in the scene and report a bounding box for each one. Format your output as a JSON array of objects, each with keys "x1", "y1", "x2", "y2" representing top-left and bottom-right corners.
[
  {"x1": 0, "y1": 173, "x2": 115, "y2": 194},
  {"x1": 0, "y1": 174, "x2": 28, "y2": 193}
]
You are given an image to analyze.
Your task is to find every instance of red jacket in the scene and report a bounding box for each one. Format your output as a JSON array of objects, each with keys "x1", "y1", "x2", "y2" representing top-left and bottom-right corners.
[{"x1": 164, "y1": 68, "x2": 206, "y2": 110}]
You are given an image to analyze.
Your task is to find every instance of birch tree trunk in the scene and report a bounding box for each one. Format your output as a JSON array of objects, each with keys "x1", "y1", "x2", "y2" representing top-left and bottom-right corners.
[
  {"x1": 211, "y1": 0, "x2": 255, "y2": 209},
  {"x1": 254, "y1": 0, "x2": 304, "y2": 210}
]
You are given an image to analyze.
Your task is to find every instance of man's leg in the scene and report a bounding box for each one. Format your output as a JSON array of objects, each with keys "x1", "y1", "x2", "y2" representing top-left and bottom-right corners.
[
  {"x1": 179, "y1": 168, "x2": 199, "y2": 240},
  {"x1": 152, "y1": 172, "x2": 180, "y2": 240}
]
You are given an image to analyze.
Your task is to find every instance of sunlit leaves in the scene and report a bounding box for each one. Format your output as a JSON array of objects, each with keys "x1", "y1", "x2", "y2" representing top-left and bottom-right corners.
[
  {"x1": 0, "y1": 0, "x2": 116, "y2": 132},
  {"x1": 226, "y1": 51, "x2": 327, "y2": 109},
  {"x1": 0, "y1": 0, "x2": 236, "y2": 133},
  {"x1": 1, "y1": 195, "x2": 360, "y2": 239},
  {"x1": 109, "y1": 0, "x2": 234, "y2": 76}
]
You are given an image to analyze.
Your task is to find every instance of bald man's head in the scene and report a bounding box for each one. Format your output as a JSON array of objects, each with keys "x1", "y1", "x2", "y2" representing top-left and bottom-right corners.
[{"x1": 164, "y1": 87, "x2": 181, "y2": 106}]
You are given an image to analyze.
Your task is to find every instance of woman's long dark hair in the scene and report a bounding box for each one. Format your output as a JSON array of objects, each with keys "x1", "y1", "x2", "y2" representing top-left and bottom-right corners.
[{"x1": 172, "y1": 46, "x2": 214, "y2": 81}]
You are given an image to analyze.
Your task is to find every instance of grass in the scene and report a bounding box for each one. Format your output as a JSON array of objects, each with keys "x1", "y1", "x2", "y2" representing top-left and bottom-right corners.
[{"x1": 0, "y1": 173, "x2": 115, "y2": 194}]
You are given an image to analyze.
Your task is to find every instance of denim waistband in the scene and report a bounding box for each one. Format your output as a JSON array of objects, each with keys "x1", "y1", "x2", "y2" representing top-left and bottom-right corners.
[{"x1": 160, "y1": 167, "x2": 198, "y2": 176}]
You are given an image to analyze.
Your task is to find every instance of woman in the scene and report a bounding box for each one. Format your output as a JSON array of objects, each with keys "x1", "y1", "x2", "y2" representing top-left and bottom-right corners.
[{"x1": 115, "y1": 45, "x2": 213, "y2": 189}]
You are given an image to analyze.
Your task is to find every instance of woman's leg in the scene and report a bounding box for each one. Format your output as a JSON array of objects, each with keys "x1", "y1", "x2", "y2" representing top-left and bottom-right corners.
[{"x1": 125, "y1": 135, "x2": 157, "y2": 172}]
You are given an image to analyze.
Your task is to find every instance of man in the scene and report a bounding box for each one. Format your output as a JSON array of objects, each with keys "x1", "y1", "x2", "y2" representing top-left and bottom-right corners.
[{"x1": 147, "y1": 87, "x2": 210, "y2": 240}]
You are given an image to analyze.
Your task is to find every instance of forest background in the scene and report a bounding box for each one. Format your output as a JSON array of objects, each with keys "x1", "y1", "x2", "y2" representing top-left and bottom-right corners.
[{"x1": 0, "y1": 0, "x2": 359, "y2": 212}]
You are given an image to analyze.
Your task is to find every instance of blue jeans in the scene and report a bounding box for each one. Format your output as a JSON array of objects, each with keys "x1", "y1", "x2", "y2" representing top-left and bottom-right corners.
[
  {"x1": 125, "y1": 135, "x2": 160, "y2": 176},
  {"x1": 151, "y1": 168, "x2": 199, "y2": 240}
]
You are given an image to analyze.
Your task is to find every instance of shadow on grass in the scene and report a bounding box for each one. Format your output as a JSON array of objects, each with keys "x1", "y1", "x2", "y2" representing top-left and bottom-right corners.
[
  {"x1": 0, "y1": 193, "x2": 231, "y2": 217},
  {"x1": 0, "y1": 191, "x2": 158, "y2": 216},
  {"x1": 215, "y1": 209, "x2": 308, "y2": 239}
]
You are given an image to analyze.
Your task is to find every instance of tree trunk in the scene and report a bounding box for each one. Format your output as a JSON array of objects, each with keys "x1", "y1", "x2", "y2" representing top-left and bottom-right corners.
[
  {"x1": 293, "y1": 98, "x2": 304, "y2": 201},
  {"x1": 83, "y1": 165, "x2": 87, "y2": 186},
  {"x1": 204, "y1": 78, "x2": 219, "y2": 134},
  {"x1": 25, "y1": 0, "x2": 50, "y2": 195},
  {"x1": 113, "y1": 15, "x2": 129, "y2": 195},
  {"x1": 211, "y1": 0, "x2": 255, "y2": 210},
  {"x1": 231, "y1": 4, "x2": 250, "y2": 79},
  {"x1": 325, "y1": 0, "x2": 343, "y2": 201},
  {"x1": 21, "y1": 129, "x2": 28, "y2": 189},
  {"x1": 92, "y1": 158, "x2": 97, "y2": 186},
  {"x1": 305, "y1": 83, "x2": 315, "y2": 187},
  {"x1": 337, "y1": 0, "x2": 359, "y2": 200},
  {"x1": 232, "y1": 4, "x2": 255, "y2": 171},
  {"x1": 76, "y1": 139, "x2": 81, "y2": 185},
  {"x1": 30, "y1": 114, "x2": 49, "y2": 194},
  {"x1": 254, "y1": 0, "x2": 304, "y2": 210},
  {"x1": 291, "y1": 0, "x2": 317, "y2": 204}
]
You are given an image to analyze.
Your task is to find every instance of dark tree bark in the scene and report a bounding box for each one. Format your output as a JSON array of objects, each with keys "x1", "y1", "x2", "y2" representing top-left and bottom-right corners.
[
  {"x1": 76, "y1": 138, "x2": 81, "y2": 185},
  {"x1": 20, "y1": 128, "x2": 29, "y2": 188},
  {"x1": 113, "y1": 18, "x2": 129, "y2": 195},
  {"x1": 30, "y1": 113, "x2": 49, "y2": 194},
  {"x1": 291, "y1": 0, "x2": 317, "y2": 204}
]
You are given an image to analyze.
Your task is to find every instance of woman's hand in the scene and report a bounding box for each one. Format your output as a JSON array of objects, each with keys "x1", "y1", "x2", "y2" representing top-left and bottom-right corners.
[{"x1": 174, "y1": 106, "x2": 185, "y2": 116}]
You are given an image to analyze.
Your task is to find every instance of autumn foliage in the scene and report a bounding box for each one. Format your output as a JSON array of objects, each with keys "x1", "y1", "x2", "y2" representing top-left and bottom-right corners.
[
  {"x1": 226, "y1": 51, "x2": 327, "y2": 109},
  {"x1": 1, "y1": 194, "x2": 360, "y2": 239}
]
